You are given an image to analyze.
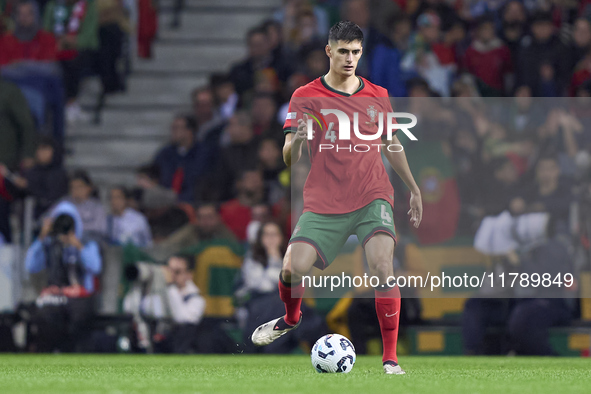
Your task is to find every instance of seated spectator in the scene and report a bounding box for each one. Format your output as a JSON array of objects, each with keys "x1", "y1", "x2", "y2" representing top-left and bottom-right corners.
[
  {"x1": 63, "y1": 170, "x2": 107, "y2": 239},
  {"x1": 258, "y1": 138, "x2": 287, "y2": 205},
  {"x1": 510, "y1": 156, "x2": 573, "y2": 224},
  {"x1": 1, "y1": 135, "x2": 67, "y2": 220},
  {"x1": 26, "y1": 201, "x2": 102, "y2": 352},
  {"x1": 401, "y1": 12, "x2": 456, "y2": 96},
  {"x1": 284, "y1": 7, "x2": 323, "y2": 57},
  {"x1": 210, "y1": 73, "x2": 238, "y2": 121},
  {"x1": 0, "y1": 0, "x2": 58, "y2": 66},
  {"x1": 153, "y1": 114, "x2": 214, "y2": 203},
  {"x1": 43, "y1": 0, "x2": 99, "y2": 123},
  {"x1": 251, "y1": 93, "x2": 283, "y2": 146},
  {"x1": 0, "y1": 77, "x2": 36, "y2": 242},
  {"x1": 217, "y1": 111, "x2": 260, "y2": 201},
  {"x1": 371, "y1": 14, "x2": 412, "y2": 97},
  {"x1": 340, "y1": 0, "x2": 386, "y2": 78},
  {"x1": 220, "y1": 170, "x2": 265, "y2": 242},
  {"x1": 237, "y1": 221, "x2": 284, "y2": 298},
  {"x1": 230, "y1": 26, "x2": 292, "y2": 101},
  {"x1": 156, "y1": 202, "x2": 236, "y2": 255},
  {"x1": 299, "y1": 43, "x2": 328, "y2": 81},
  {"x1": 134, "y1": 164, "x2": 177, "y2": 211},
  {"x1": 107, "y1": 185, "x2": 152, "y2": 247},
  {"x1": 568, "y1": 17, "x2": 591, "y2": 74},
  {"x1": 191, "y1": 86, "x2": 225, "y2": 145},
  {"x1": 462, "y1": 15, "x2": 513, "y2": 96}
]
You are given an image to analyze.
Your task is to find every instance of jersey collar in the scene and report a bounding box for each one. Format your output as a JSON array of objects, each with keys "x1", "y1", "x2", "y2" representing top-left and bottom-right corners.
[{"x1": 320, "y1": 75, "x2": 365, "y2": 97}]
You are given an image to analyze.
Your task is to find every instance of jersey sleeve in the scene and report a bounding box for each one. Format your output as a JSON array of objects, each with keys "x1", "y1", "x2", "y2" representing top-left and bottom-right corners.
[{"x1": 282, "y1": 88, "x2": 304, "y2": 134}]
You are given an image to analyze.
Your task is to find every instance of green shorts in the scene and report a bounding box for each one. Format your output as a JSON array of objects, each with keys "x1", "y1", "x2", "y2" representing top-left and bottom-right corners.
[{"x1": 289, "y1": 199, "x2": 396, "y2": 270}]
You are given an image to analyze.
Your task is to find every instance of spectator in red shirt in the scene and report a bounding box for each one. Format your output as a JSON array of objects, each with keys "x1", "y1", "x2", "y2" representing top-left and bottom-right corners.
[
  {"x1": 0, "y1": 0, "x2": 57, "y2": 66},
  {"x1": 220, "y1": 170, "x2": 265, "y2": 242},
  {"x1": 462, "y1": 16, "x2": 513, "y2": 96}
]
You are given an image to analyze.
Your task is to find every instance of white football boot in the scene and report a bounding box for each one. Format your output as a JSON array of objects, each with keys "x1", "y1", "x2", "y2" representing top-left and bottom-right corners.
[
  {"x1": 251, "y1": 314, "x2": 302, "y2": 346},
  {"x1": 383, "y1": 362, "x2": 406, "y2": 375}
]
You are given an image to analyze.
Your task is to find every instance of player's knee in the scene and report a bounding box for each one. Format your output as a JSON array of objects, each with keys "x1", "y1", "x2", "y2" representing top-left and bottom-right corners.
[{"x1": 370, "y1": 260, "x2": 392, "y2": 283}]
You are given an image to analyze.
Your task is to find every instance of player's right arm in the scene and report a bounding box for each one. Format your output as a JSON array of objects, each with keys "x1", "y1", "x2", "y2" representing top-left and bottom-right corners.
[{"x1": 283, "y1": 113, "x2": 309, "y2": 167}]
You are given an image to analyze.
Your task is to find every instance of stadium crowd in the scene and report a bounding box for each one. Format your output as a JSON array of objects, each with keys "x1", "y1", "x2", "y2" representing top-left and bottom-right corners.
[{"x1": 1, "y1": 0, "x2": 591, "y2": 356}]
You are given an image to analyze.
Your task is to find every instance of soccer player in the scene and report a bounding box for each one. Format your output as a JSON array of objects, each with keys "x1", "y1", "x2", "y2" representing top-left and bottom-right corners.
[{"x1": 251, "y1": 21, "x2": 423, "y2": 375}]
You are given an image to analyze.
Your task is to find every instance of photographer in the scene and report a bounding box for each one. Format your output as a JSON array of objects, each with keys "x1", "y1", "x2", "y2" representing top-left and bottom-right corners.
[
  {"x1": 124, "y1": 254, "x2": 206, "y2": 353},
  {"x1": 25, "y1": 201, "x2": 102, "y2": 352}
]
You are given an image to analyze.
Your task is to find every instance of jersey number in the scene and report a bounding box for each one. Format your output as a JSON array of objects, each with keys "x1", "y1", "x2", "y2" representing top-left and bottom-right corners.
[{"x1": 324, "y1": 122, "x2": 336, "y2": 143}]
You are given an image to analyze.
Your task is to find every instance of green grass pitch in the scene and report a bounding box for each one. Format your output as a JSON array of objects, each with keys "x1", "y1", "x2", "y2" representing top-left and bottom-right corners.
[{"x1": 1, "y1": 355, "x2": 590, "y2": 393}]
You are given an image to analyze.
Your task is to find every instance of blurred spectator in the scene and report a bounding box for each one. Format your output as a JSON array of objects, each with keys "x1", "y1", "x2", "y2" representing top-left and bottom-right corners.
[
  {"x1": 273, "y1": 0, "x2": 329, "y2": 38},
  {"x1": 209, "y1": 73, "x2": 238, "y2": 121},
  {"x1": 157, "y1": 202, "x2": 236, "y2": 254},
  {"x1": 1, "y1": 135, "x2": 67, "y2": 220},
  {"x1": 63, "y1": 170, "x2": 107, "y2": 239},
  {"x1": 300, "y1": 43, "x2": 328, "y2": 80},
  {"x1": 340, "y1": 0, "x2": 386, "y2": 77},
  {"x1": 230, "y1": 26, "x2": 292, "y2": 101},
  {"x1": 371, "y1": 14, "x2": 412, "y2": 97},
  {"x1": 412, "y1": 0, "x2": 458, "y2": 31},
  {"x1": 401, "y1": 12, "x2": 456, "y2": 96},
  {"x1": 153, "y1": 114, "x2": 214, "y2": 203},
  {"x1": 499, "y1": 0, "x2": 527, "y2": 63},
  {"x1": 462, "y1": 16, "x2": 513, "y2": 96},
  {"x1": 0, "y1": 0, "x2": 65, "y2": 142},
  {"x1": 251, "y1": 92, "x2": 283, "y2": 146},
  {"x1": 480, "y1": 157, "x2": 521, "y2": 217},
  {"x1": 277, "y1": 72, "x2": 308, "y2": 124},
  {"x1": 26, "y1": 201, "x2": 102, "y2": 352},
  {"x1": 220, "y1": 170, "x2": 265, "y2": 241},
  {"x1": 137, "y1": 0, "x2": 157, "y2": 58},
  {"x1": 96, "y1": 0, "x2": 129, "y2": 93},
  {"x1": 0, "y1": 0, "x2": 57, "y2": 66},
  {"x1": 135, "y1": 164, "x2": 177, "y2": 211},
  {"x1": 510, "y1": 156, "x2": 573, "y2": 222},
  {"x1": 258, "y1": 138, "x2": 287, "y2": 205},
  {"x1": 285, "y1": 8, "x2": 323, "y2": 56},
  {"x1": 191, "y1": 87, "x2": 225, "y2": 145},
  {"x1": 568, "y1": 17, "x2": 591, "y2": 73},
  {"x1": 516, "y1": 12, "x2": 569, "y2": 96},
  {"x1": 107, "y1": 186, "x2": 152, "y2": 247},
  {"x1": 217, "y1": 111, "x2": 260, "y2": 201},
  {"x1": 0, "y1": 77, "x2": 36, "y2": 242},
  {"x1": 43, "y1": 0, "x2": 99, "y2": 123},
  {"x1": 238, "y1": 221, "x2": 284, "y2": 297}
]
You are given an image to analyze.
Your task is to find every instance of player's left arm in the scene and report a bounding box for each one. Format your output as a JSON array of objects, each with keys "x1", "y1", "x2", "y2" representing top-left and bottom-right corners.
[{"x1": 382, "y1": 134, "x2": 423, "y2": 228}]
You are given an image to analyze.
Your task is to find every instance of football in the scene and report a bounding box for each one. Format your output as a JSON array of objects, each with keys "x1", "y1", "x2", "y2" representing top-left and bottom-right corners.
[{"x1": 310, "y1": 334, "x2": 356, "y2": 373}]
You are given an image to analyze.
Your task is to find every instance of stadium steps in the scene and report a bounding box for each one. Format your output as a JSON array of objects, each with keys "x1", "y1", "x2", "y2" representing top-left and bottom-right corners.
[{"x1": 65, "y1": 0, "x2": 281, "y2": 187}]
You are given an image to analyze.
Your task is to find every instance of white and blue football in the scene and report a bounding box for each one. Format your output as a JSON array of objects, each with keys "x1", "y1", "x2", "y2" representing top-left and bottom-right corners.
[{"x1": 311, "y1": 334, "x2": 356, "y2": 373}]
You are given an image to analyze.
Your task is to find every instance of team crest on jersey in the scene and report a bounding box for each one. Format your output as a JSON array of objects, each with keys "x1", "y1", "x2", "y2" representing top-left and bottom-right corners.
[{"x1": 367, "y1": 105, "x2": 378, "y2": 123}]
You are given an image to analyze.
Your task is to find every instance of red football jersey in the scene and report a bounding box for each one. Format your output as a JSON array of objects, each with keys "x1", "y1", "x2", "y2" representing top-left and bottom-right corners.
[{"x1": 283, "y1": 76, "x2": 396, "y2": 215}]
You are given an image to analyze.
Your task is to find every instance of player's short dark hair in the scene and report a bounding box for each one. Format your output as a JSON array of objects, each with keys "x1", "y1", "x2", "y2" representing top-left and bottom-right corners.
[
  {"x1": 328, "y1": 21, "x2": 364, "y2": 44},
  {"x1": 172, "y1": 253, "x2": 196, "y2": 271}
]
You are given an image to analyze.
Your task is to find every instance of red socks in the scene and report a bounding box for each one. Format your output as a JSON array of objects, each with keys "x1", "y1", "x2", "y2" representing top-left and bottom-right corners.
[
  {"x1": 375, "y1": 286, "x2": 401, "y2": 364},
  {"x1": 278, "y1": 278, "x2": 305, "y2": 326}
]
